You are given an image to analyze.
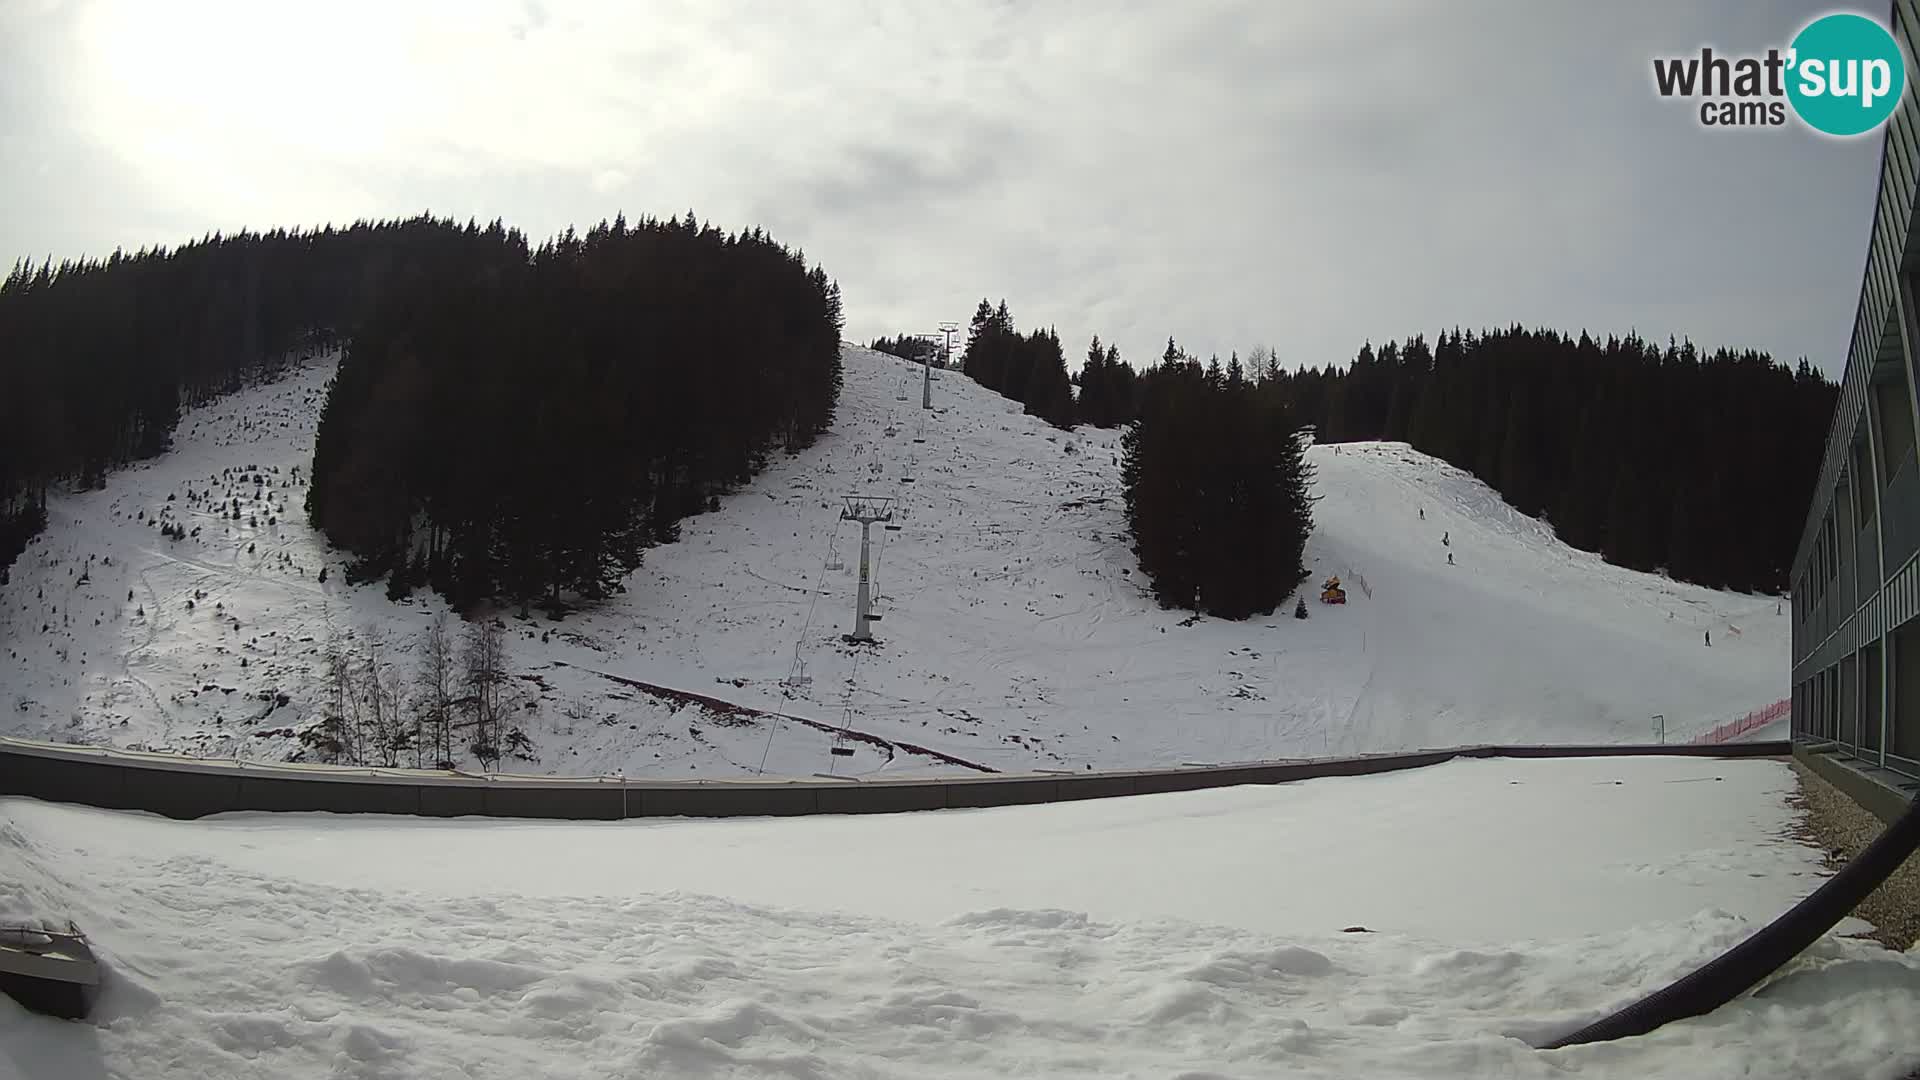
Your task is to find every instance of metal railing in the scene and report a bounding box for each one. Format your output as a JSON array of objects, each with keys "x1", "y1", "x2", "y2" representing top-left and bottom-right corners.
[
  {"x1": 1887, "y1": 456, "x2": 1920, "y2": 578},
  {"x1": 1858, "y1": 519, "x2": 1880, "y2": 607}
]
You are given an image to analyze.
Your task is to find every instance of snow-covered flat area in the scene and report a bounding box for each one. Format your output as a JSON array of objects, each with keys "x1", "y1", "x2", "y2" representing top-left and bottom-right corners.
[
  {"x1": 0, "y1": 346, "x2": 1790, "y2": 778},
  {"x1": 4, "y1": 756, "x2": 1917, "y2": 1079}
]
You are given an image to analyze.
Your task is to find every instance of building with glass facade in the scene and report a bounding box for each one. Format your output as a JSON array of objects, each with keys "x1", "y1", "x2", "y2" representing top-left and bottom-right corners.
[{"x1": 1790, "y1": 0, "x2": 1920, "y2": 816}]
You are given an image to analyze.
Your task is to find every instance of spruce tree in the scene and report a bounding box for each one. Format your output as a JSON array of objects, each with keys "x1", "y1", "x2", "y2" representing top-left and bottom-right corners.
[{"x1": 1123, "y1": 356, "x2": 1314, "y2": 619}]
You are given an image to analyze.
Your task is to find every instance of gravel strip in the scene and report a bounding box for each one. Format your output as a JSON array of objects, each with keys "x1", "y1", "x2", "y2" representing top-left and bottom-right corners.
[{"x1": 1788, "y1": 760, "x2": 1920, "y2": 950}]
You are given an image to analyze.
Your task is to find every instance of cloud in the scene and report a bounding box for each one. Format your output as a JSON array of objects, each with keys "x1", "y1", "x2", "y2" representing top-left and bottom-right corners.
[{"x1": 0, "y1": 0, "x2": 1880, "y2": 374}]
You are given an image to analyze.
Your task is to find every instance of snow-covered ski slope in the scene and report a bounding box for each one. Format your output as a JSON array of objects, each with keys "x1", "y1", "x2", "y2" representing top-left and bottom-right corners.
[
  {"x1": 5, "y1": 756, "x2": 1916, "y2": 1079},
  {"x1": 0, "y1": 346, "x2": 1786, "y2": 777}
]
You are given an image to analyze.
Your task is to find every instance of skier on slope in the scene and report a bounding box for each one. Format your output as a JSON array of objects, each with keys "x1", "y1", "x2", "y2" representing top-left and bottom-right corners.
[
  {"x1": 1441, "y1": 531, "x2": 1449, "y2": 547},
  {"x1": 1704, "y1": 630, "x2": 1712, "y2": 647},
  {"x1": 1447, "y1": 552, "x2": 1454, "y2": 565}
]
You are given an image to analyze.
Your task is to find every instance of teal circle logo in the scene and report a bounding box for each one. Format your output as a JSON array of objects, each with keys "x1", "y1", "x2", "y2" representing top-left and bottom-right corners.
[{"x1": 1786, "y1": 13, "x2": 1907, "y2": 136}]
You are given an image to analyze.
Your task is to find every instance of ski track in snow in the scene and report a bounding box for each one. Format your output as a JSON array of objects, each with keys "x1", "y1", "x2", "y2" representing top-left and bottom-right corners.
[{"x1": 0, "y1": 346, "x2": 1787, "y2": 778}]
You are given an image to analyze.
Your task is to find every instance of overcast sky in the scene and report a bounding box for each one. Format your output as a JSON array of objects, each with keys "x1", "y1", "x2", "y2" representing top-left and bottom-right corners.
[{"x1": 0, "y1": 0, "x2": 1885, "y2": 376}]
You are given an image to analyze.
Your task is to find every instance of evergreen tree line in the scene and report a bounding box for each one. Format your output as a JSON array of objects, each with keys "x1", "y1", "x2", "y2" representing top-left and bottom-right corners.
[
  {"x1": 960, "y1": 299, "x2": 1075, "y2": 428},
  {"x1": 869, "y1": 334, "x2": 949, "y2": 366},
  {"x1": 1266, "y1": 327, "x2": 1837, "y2": 592},
  {"x1": 0, "y1": 216, "x2": 530, "y2": 590},
  {"x1": 307, "y1": 213, "x2": 845, "y2": 613},
  {"x1": 1075, "y1": 333, "x2": 1143, "y2": 428},
  {"x1": 1122, "y1": 342, "x2": 1315, "y2": 618}
]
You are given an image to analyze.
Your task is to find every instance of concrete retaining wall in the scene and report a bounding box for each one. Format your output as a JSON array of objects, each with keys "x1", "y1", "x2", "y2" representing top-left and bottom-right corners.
[
  {"x1": 1793, "y1": 740, "x2": 1920, "y2": 825},
  {"x1": 0, "y1": 736, "x2": 1791, "y2": 822}
]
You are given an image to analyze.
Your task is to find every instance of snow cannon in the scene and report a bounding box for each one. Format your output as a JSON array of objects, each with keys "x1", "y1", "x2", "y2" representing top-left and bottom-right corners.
[{"x1": 1320, "y1": 576, "x2": 1347, "y2": 604}]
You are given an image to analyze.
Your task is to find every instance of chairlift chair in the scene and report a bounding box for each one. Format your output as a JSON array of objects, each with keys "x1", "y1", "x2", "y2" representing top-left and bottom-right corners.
[
  {"x1": 830, "y1": 713, "x2": 858, "y2": 757},
  {"x1": 781, "y1": 658, "x2": 813, "y2": 696}
]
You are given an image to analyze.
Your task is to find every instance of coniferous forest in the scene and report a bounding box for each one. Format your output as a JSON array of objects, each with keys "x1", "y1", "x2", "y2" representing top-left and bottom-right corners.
[
  {"x1": 955, "y1": 296, "x2": 1830, "y2": 607},
  {"x1": 0, "y1": 217, "x2": 517, "y2": 589},
  {"x1": 1074, "y1": 333, "x2": 1142, "y2": 429},
  {"x1": 960, "y1": 299, "x2": 1076, "y2": 429},
  {"x1": 959, "y1": 301, "x2": 1314, "y2": 618},
  {"x1": 1268, "y1": 327, "x2": 1836, "y2": 593},
  {"x1": 1, "y1": 214, "x2": 845, "y2": 614},
  {"x1": 307, "y1": 213, "x2": 844, "y2": 612},
  {"x1": 1121, "y1": 342, "x2": 1315, "y2": 618}
]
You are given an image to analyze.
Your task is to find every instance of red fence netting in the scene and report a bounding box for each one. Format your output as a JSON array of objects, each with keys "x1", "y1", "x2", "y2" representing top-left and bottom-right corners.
[{"x1": 1690, "y1": 698, "x2": 1790, "y2": 745}]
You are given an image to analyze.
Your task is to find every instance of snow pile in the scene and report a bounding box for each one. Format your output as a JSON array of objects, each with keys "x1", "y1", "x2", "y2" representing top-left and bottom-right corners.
[
  {"x1": 1, "y1": 756, "x2": 1914, "y2": 1079},
  {"x1": 0, "y1": 347, "x2": 1787, "y2": 777}
]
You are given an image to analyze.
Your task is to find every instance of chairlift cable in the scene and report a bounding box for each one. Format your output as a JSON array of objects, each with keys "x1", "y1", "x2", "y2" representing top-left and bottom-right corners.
[{"x1": 756, "y1": 519, "x2": 840, "y2": 776}]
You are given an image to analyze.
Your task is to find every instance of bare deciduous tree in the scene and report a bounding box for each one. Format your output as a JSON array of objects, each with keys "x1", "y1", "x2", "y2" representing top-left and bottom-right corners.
[
  {"x1": 416, "y1": 614, "x2": 457, "y2": 769},
  {"x1": 460, "y1": 618, "x2": 507, "y2": 769}
]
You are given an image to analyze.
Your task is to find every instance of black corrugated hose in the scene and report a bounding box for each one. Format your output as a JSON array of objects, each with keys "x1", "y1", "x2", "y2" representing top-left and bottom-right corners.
[{"x1": 1541, "y1": 793, "x2": 1920, "y2": 1049}]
